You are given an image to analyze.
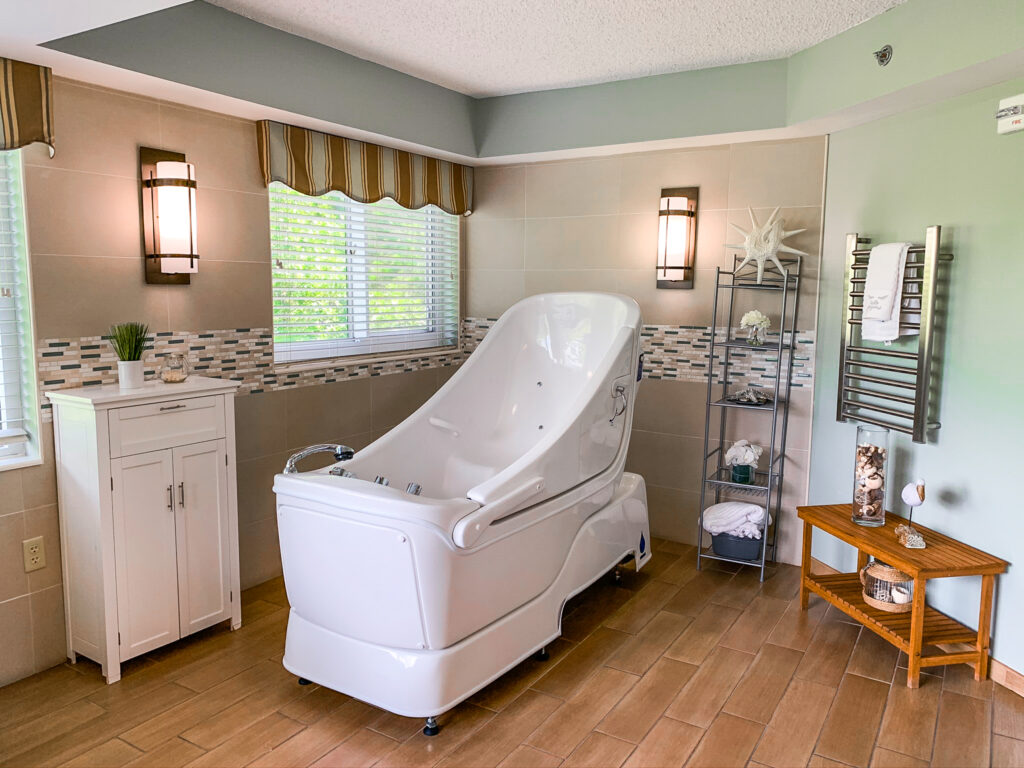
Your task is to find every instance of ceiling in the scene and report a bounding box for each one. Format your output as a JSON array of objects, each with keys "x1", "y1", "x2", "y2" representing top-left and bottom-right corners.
[{"x1": 208, "y1": 0, "x2": 905, "y2": 97}]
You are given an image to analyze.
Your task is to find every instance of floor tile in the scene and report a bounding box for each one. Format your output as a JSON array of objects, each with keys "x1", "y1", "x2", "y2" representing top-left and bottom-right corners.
[
  {"x1": 815, "y1": 673, "x2": 891, "y2": 768},
  {"x1": 684, "y1": 712, "x2": 763, "y2": 768},
  {"x1": 721, "y1": 643, "x2": 803, "y2": 724},
  {"x1": 598, "y1": 657, "x2": 697, "y2": 743},
  {"x1": 750, "y1": 678, "x2": 836, "y2": 768},
  {"x1": 664, "y1": 646, "x2": 754, "y2": 728},
  {"x1": 932, "y1": 690, "x2": 991, "y2": 768},
  {"x1": 623, "y1": 717, "x2": 702, "y2": 768}
]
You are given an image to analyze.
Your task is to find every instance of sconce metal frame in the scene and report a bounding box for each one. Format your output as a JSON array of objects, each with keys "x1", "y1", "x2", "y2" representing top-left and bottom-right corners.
[
  {"x1": 139, "y1": 146, "x2": 196, "y2": 285},
  {"x1": 656, "y1": 186, "x2": 699, "y2": 289}
]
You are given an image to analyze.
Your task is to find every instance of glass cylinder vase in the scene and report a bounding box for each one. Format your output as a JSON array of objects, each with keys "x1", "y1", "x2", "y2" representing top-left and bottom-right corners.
[{"x1": 852, "y1": 425, "x2": 890, "y2": 526}]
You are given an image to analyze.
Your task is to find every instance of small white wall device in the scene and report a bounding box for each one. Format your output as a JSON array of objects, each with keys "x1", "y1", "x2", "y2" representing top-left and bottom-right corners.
[{"x1": 996, "y1": 94, "x2": 1024, "y2": 135}]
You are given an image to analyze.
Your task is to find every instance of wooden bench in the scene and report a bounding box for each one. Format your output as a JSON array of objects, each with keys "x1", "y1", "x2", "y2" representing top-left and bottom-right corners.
[{"x1": 798, "y1": 504, "x2": 1008, "y2": 688}]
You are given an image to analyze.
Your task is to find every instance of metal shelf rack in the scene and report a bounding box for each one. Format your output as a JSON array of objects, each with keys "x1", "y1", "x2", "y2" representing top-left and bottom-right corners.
[{"x1": 697, "y1": 254, "x2": 801, "y2": 581}]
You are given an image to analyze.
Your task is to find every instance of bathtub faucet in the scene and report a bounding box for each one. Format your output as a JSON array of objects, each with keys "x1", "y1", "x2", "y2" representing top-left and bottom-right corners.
[{"x1": 283, "y1": 444, "x2": 356, "y2": 474}]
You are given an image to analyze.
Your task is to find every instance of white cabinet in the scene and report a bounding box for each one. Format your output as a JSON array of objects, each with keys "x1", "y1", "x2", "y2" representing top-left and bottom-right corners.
[{"x1": 48, "y1": 377, "x2": 241, "y2": 683}]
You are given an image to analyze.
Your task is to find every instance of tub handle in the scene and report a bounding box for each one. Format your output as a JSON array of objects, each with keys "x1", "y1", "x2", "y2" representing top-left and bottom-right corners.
[
  {"x1": 609, "y1": 384, "x2": 628, "y2": 425},
  {"x1": 283, "y1": 444, "x2": 356, "y2": 474},
  {"x1": 452, "y1": 476, "x2": 546, "y2": 549}
]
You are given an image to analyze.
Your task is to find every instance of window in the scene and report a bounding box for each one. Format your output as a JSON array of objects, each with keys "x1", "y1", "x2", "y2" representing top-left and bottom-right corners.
[
  {"x1": 0, "y1": 150, "x2": 40, "y2": 468},
  {"x1": 269, "y1": 183, "x2": 460, "y2": 364}
]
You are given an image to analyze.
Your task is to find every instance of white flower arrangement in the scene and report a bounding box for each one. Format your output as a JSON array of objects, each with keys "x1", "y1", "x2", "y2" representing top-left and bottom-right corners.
[
  {"x1": 740, "y1": 310, "x2": 770, "y2": 331},
  {"x1": 725, "y1": 439, "x2": 763, "y2": 467}
]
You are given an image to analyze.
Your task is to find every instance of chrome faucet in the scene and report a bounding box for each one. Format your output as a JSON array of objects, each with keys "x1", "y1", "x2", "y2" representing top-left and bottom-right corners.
[{"x1": 283, "y1": 444, "x2": 355, "y2": 474}]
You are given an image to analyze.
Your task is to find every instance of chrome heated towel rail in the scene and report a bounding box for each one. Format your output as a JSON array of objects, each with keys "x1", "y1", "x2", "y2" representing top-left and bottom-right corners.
[{"x1": 836, "y1": 225, "x2": 953, "y2": 443}]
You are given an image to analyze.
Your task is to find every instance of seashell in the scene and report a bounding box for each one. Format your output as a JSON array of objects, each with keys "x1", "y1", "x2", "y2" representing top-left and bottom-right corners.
[
  {"x1": 891, "y1": 585, "x2": 913, "y2": 604},
  {"x1": 895, "y1": 524, "x2": 926, "y2": 549}
]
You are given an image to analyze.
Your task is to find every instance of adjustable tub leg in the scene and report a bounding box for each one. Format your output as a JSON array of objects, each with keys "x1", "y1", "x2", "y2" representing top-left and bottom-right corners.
[
  {"x1": 535, "y1": 646, "x2": 550, "y2": 661},
  {"x1": 423, "y1": 716, "x2": 440, "y2": 736},
  {"x1": 613, "y1": 567, "x2": 622, "y2": 584},
  {"x1": 297, "y1": 677, "x2": 312, "y2": 686}
]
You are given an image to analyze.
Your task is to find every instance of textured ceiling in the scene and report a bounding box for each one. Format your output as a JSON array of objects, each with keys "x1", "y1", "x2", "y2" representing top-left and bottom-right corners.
[{"x1": 208, "y1": 0, "x2": 904, "y2": 97}]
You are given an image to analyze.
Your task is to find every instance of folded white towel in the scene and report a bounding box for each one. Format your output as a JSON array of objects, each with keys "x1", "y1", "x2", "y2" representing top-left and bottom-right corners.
[
  {"x1": 703, "y1": 501, "x2": 768, "y2": 538},
  {"x1": 862, "y1": 242, "x2": 911, "y2": 342}
]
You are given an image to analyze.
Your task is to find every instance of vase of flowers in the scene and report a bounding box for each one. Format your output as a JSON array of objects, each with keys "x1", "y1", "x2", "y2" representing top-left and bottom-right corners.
[
  {"x1": 109, "y1": 322, "x2": 149, "y2": 390},
  {"x1": 740, "y1": 309, "x2": 770, "y2": 346},
  {"x1": 725, "y1": 439, "x2": 763, "y2": 484}
]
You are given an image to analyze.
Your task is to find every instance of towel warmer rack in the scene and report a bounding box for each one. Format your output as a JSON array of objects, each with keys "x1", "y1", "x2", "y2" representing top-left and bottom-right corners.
[{"x1": 836, "y1": 225, "x2": 953, "y2": 443}]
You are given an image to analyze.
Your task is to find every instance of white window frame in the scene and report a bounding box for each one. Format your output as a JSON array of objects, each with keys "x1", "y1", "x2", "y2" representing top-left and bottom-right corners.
[
  {"x1": 269, "y1": 184, "x2": 460, "y2": 365},
  {"x1": 0, "y1": 149, "x2": 41, "y2": 471}
]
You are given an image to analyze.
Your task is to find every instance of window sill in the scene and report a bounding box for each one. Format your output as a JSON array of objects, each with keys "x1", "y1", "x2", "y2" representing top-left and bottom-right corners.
[
  {"x1": 272, "y1": 344, "x2": 461, "y2": 377},
  {"x1": 0, "y1": 454, "x2": 42, "y2": 473}
]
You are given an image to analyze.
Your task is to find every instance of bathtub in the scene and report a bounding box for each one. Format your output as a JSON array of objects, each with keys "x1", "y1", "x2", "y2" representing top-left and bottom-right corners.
[{"x1": 274, "y1": 292, "x2": 650, "y2": 725}]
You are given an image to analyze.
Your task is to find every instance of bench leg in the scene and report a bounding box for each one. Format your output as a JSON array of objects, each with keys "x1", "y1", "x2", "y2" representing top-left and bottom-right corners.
[
  {"x1": 906, "y1": 577, "x2": 926, "y2": 688},
  {"x1": 800, "y1": 521, "x2": 812, "y2": 610},
  {"x1": 976, "y1": 574, "x2": 995, "y2": 681}
]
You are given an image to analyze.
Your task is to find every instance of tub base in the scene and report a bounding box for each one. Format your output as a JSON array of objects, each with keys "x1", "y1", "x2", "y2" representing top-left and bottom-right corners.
[{"x1": 281, "y1": 473, "x2": 649, "y2": 718}]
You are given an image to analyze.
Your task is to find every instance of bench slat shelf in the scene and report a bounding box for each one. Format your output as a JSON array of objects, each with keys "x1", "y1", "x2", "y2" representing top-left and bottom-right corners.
[{"x1": 798, "y1": 504, "x2": 1007, "y2": 688}]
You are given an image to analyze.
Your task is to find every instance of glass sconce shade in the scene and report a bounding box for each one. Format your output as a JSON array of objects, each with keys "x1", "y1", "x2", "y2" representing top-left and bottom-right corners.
[
  {"x1": 140, "y1": 147, "x2": 198, "y2": 283},
  {"x1": 656, "y1": 187, "x2": 698, "y2": 289}
]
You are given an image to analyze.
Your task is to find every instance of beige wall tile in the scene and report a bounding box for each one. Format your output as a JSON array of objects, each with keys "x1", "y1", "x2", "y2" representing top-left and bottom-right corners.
[
  {"x1": 158, "y1": 104, "x2": 265, "y2": 194},
  {"x1": 236, "y1": 451, "x2": 291, "y2": 528},
  {"x1": 24, "y1": 505, "x2": 61, "y2": 592},
  {"x1": 25, "y1": 167, "x2": 141, "y2": 260},
  {"x1": 0, "y1": 469, "x2": 25, "y2": 515},
  {"x1": 471, "y1": 166, "x2": 526, "y2": 220},
  {"x1": 644, "y1": 485, "x2": 699, "y2": 544},
  {"x1": 166, "y1": 261, "x2": 271, "y2": 331},
  {"x1": 370, "y1": 368, "x2": 439, "y2": 432},
  {"x1": 524, "y1": 215, "x2": 618, "y2": 271},
  {"x1": 0, "y1": 595, "x2": 35, "y2": 686},
  {"x1": 0, "y1": 512, "x2": 29, "y2": 602},
  {"x1": 727, "y1": 138, "x2": 827, "y2": 210},
  {"x1": 467, "y1": 218, "x2": 525, "y2": 270},
  {"x1": 30, "y1": 585, "x2": 67, "y2": 672},
  {"x1": 618, "y1": 147, "x2": 731, "y2": 214},
  {"x1": 198, "y1": 188, "x2": 271, "y2": 263},
  {"x1": 632, "y1": 379, "x2": 708, "y2": 438},
  {"x1": 466, "y1": 269, "x2": 526, "y2": 317},
  {"x1": 22, "y1": 81, "x2": 161, "y2": 179},
  {"x1": 286, "y1": 378, "x2": 372, "y2": 450},
  {"x1": 234, "y1": 390, "x2": 289, "y2": 462},
  {"x1": 31, "y1": 255, "x2": 172, "y2": 338},
  {"x1": 239, "y1": 516, "x2": 282, "y2": 589},
  {"x1": 524, "y1": 158, "x2": 622, "y2": 218},
  {"x1": 625, "y1": 431, "x2": 707, "y2": 491}
]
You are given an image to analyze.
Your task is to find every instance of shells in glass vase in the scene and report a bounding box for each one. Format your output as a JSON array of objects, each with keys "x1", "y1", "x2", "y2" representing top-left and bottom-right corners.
[
  {"x1": 159, "y1": 353, "x2": 190, "y2": 384},
  {"x1": 852, "y1": 425, "x2": 889, "y2": 526}
]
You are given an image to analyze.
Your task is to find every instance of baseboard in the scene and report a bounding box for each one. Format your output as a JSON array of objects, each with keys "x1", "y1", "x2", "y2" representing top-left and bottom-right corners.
[{"x1": 810, "y1": 557, "x2": 1024, "y2": 698}]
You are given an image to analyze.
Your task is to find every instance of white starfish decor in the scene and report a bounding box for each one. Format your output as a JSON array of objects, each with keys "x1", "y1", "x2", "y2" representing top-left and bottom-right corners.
[{"x1": 726, "y1": 208, "x2": 808, "y2": 283}]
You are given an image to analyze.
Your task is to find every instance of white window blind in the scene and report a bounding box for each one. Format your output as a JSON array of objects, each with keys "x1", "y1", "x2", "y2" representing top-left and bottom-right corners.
[
  {"x1": 0, "y1": 150, "x2": 38, "y2": 463},
  {"x1": 270, "y1": 183, "x2": 460, "y2": 364}
]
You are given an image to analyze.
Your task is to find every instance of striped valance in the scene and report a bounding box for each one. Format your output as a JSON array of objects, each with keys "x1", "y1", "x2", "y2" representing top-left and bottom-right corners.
[
  {"x1": 0, "y1": 58, "x2": 54, "y2": 156},
  {"x1": 256, "y1": 120, "x2": 473, "y2": 216}
]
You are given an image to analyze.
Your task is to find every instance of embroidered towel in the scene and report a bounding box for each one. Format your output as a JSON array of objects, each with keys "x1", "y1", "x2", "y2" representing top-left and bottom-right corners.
[{"x1": 862, "y1": 242, "x2": 911, "y2": 342}]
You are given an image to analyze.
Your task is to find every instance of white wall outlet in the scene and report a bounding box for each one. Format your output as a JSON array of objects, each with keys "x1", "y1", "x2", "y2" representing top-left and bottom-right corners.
[{"x1": 23, "y1": 536, "x2": 46, "y2": 572}]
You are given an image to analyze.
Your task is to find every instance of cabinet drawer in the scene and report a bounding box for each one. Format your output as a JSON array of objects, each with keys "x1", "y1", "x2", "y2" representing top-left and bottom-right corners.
[{"x1": 109, "y1": 396, "x2": 225, "y2": 457}]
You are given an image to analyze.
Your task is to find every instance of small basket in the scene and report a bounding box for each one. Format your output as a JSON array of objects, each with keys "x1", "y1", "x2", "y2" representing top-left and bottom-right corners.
[{"x1": 860, "y1": 561, "x2": 913, "y2": 613}]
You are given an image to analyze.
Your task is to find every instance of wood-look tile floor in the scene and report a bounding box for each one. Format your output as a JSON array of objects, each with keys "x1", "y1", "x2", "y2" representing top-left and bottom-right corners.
[{"x1": 3, "y1": 539, "x2": 1023, "y2": 768}]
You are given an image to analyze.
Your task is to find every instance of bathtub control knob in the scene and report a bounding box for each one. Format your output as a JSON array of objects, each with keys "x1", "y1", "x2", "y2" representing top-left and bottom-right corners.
[
  {"x1": 406, "y1": 482, "x2": 422, "y2": 495},
  {"x1": 329, "y1": 467, "x2": 355, "y2": 478},
  {"x1": 373, "y1": 475, "x2": 390, "y2": 486}
]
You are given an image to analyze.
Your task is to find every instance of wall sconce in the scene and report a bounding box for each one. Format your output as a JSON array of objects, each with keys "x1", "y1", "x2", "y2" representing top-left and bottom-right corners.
[
  {"x1": 656, "y1": 187, "x2": 698, "y2": 289},
  {"x1": 139, "y1": 147, "x2": 198, "y2": 285}
]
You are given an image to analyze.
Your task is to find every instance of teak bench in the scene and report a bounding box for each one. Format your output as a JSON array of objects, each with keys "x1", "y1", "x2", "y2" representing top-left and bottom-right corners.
[{"x1": 797, "y1": 504, "x2": 1008, "y2": 688}]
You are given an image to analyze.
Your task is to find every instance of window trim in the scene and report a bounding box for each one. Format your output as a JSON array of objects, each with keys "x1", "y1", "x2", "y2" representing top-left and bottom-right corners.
[
  {"x1": 268, "y1": 185, "x2": 462, "y2": 366},
  {"x1": 0, "y1": 150, "x2": 42, "y2": 472}
]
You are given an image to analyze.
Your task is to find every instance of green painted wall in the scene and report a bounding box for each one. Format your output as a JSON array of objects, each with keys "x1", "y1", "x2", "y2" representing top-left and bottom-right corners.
[{"x1": 809, "y1": 78, "x2": 1024, "y2": 672}]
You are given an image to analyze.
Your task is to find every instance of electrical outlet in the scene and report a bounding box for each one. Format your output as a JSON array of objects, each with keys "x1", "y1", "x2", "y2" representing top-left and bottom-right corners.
[{"x1": 23, "y1": 536, "x2": 46, "y2": 573}]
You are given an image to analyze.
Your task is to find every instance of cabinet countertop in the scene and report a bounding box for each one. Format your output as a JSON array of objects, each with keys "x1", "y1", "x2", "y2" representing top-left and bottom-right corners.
[{"x1": 45, "y1": 375, "x2": 240, "y2": 408}]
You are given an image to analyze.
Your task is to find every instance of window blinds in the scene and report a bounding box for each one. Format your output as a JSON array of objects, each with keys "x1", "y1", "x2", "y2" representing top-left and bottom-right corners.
[
  {"x1": 270, "y1": 183, "x2": 460, "y2": 364},
  {"x1": 0, "y1": 151, "x2": 34, "y2": 459}
]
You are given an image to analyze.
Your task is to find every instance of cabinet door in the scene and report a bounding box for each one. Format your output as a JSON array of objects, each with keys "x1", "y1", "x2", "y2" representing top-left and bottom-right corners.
[
  {"x1": 112, "y1": 449, "x2": 180, "y2": 660},
  {"x1": 173, "y1": 440, "x2": 231, "y2": 636}
]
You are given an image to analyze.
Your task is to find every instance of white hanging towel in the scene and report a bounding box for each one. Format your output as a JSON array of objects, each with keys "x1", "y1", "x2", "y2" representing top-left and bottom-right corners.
[{"x1": 861, "y1": 242, "x2": 911, "y2": 342}]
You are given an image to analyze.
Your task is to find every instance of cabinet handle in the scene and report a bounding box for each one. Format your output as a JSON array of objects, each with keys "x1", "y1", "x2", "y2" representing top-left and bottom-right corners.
[
  {"x1": 167, "y1": 485, "x2": 174, "y2": 510},
  {"x1": 159, "y1": 404, "x2": 186, "y2": 412},
  {"x1": 178, "y1": 482, "x2": 185, "y2": 509}
]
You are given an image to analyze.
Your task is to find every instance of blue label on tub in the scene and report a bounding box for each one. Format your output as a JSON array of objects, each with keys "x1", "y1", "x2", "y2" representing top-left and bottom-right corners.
[{"x1": 639, "y1": 533, "x2": 646, "y2": 554}]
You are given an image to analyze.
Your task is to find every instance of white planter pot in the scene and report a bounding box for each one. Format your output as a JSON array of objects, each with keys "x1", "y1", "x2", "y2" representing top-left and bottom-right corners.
[{"x1": 117, "y1": 360, "x2": 145, "y2": 390}]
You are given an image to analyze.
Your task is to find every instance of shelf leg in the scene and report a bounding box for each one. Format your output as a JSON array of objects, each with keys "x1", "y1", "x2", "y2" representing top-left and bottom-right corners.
[
  {"x1": 799, "y1": 521, "x2": 812, "y2": 610},
  {"x1": 906, "y1": 577, "x2": 926, "y2": 688},
  {"x1": 857, "y1": 550, "x2": 869, "y2": 571},
  {"x1": 976, "y1": 573, "x2": 995, "y2": 681}
]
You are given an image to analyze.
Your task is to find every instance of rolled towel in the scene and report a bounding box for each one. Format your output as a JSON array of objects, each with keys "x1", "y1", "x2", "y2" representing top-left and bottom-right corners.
[{"x1": 703, "y1": 501, "x2": 767, "y2": 536}]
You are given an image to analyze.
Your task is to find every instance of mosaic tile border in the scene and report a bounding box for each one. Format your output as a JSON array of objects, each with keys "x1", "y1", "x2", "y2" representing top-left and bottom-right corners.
[{"x1": 35, "y1": 317, "x2": 814, "y2": 419}]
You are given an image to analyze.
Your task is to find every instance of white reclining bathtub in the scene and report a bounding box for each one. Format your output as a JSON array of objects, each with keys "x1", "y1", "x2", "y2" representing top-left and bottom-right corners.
[{"x1": 273, "y1": 292, "x2": 650, "y2": 730}]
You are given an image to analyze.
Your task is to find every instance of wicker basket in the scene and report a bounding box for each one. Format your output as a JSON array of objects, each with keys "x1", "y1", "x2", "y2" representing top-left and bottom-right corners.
[{"x1": 860, "y1": 561, "x2": 914, "y2": 613}]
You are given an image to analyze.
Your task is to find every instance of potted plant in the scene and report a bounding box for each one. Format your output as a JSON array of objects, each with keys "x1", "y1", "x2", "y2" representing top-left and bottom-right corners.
[
  {"x1": 109, "y1": 322, "x2": 149, "y2": 390},
  {"x1": 725, "y1": 439, "x2": 762, "y2": 484},
  {"x1": 740, "y1": 309, "x2": 770, "y2": 346}
]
